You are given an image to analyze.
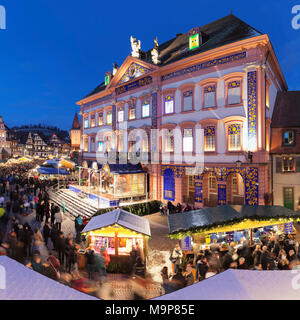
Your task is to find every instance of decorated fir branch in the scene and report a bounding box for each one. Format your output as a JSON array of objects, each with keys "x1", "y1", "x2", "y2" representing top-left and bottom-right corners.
[{"x1": 168, "y1": 215, "x2": 300, "y2": 240}]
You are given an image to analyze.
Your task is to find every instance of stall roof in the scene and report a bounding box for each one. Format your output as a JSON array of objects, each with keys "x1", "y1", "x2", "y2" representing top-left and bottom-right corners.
[
  {"x1": 168, "y1": 205, "x2": 300, "y2": 238},
  {"x1": 82, "y1": 209, "x2": 151, "y2": 237},
  {"x1": 155, "y1": 269, "x2": 300, "y2": 300},
  {"x1": 0, "y1": 256, "x2": 98, "y2": 300},
  {"x1": 38, "y1": 167, "x2": 70, "y2": 175}
]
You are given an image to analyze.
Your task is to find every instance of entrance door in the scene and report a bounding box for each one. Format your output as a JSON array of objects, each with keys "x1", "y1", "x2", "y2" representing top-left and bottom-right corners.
[{"x1": 283, "y1": 187, "x2": 294, "y2": 210}]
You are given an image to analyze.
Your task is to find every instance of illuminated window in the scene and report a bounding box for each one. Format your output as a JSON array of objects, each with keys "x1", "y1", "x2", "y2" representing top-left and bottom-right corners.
[
  {"x1": 183, "y1": 129, "x2": 193, "y2": 152},
  {"x1": 129, "y1": 107, "x2": 136, "y2": 120},
  {"x1": 106, "y1": 112, "x2": 112, "y2": 125},
  {"x1": 204, "y1": 126, "x2": 216, "y2": 152},
  {"x1": 165, "y1": 95, "x2": 174, "y2": 114},
  {"x1": 208, "y1": 172, "x2": 217, "y2": 191},
  {"x1": 84, "y1": 118, "x2": 89, "y2": 129},
  {"x1": 189, "y1": 28, "x2": 200, "y2": 50},
  {"x1": 98, "y1": 113, "x2": 103, "y2": 126},
  {"x1": 91, "y1": 115, "x2": 96, "y2": 128},
  {"x1": 105, "y1": 75, "x2": 110, "y2": 86},
  {"x1": 228, "y1": 81, "x2": 241, "y2": 105},
  {"x1": 142, "y1": 101, "x2": 150, "y2": 118},
  {"x1": 283, "y1": 131, "x2": 295, "y2": 146},
  {"x1": 98, "y1": 141, "x2": 104, "y2": 152},
  {"x1": 83, "y1": 137, "x2": 88, "y2": 152},
  {"x1": 204, "y1": 86, "x2": 216, "y2": 108},
  {"x1": 282, "y1": 157, "x2": 295, "y2": 172},
  {"x1": 164, "y1": 129, "x2": 174, "y2": 152},
  {"x1": 183, "y1": 90, "x2": 193, "y2": 111},
  {"x1": 118, "y1": 108, "x2": 124, "y2": 122},
  {"x1": 228, "y1": 124, "x2": 241, "y2": 151}
]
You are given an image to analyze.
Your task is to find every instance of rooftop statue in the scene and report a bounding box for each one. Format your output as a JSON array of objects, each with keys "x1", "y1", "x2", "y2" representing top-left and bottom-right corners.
[{"x1": 130, "y1": 36, "x2": 141, "y2": 58}]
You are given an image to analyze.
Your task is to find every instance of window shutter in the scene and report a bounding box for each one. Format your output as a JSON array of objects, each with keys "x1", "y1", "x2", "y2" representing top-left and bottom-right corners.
[
  {"x1": 276, "y1": 157, "x2": 282, "y2": 173},
  {"x1": 296, "y1": 156, "x2": 300, "y2": 172}
]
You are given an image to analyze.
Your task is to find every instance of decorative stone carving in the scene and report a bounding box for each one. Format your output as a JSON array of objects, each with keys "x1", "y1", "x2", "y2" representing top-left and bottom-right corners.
[
  {"x1": 151, "y1": 36, "x2": 160, "y2": 65},
  {"x1": 130, "y1": 36, "x2": 141, "y2": 58}
]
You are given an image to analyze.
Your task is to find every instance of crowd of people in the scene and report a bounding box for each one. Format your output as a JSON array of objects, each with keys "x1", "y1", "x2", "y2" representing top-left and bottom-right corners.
[
  {"x1": 160, "y1": 201, "x2": 196, "y2": 215},
  {"x1": 160, "y1": 231, "x2": 300, "y2": 295}
]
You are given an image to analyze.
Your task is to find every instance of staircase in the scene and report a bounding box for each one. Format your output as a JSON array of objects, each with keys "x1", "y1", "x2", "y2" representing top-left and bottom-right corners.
[{"x1": 48, "y1": 188, "x2": 98, "y2": 218}]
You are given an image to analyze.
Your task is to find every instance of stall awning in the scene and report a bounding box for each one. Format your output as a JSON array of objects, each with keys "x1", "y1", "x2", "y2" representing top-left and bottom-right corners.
[
  {"x1": 82, "y1": 208, "x2": 151, "y2": 237},
  {"x1": 155, "y1": 269, "x2": 300, "y2": 300},
  {"x1": 168, "y1": 205, "x2": 300, "y2": 239},
  {"x1": 38, "y1": 167, "x2": 69, "y2": 175},
  {"x1": 0, "y1": 256, "x2": 97, "y2": 300}
]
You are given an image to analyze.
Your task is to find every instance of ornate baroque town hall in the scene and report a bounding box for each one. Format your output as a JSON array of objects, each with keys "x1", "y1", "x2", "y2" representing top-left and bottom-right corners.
[{"x1": 76, "y1": 14, "x2": 287, "y2": 208}]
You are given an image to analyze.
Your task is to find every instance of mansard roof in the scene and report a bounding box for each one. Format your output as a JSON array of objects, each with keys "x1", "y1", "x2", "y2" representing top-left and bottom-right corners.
[
  {"x1": 271, "y1": 91, "x2": 300, "y2": 128},
  {"x1": 83, "y1": 14, "x2": 262, "y2": 100}
]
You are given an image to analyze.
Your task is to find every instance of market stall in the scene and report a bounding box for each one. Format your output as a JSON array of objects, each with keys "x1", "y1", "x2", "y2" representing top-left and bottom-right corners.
[
  {"x1": 168, "y1": 205, "x2": 300, "y2": 253},
  {"x1": 81, "y1": 208, "x2": 151, "y2": 263}
]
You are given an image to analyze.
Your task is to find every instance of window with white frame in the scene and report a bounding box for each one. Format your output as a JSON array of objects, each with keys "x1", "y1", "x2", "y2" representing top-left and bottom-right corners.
[
  {"x1": 91, "y1": 115, "x2": 96, "y2": 128},
  {"x1": 208, "y1": 172, "x2": 217, "y2": 191},
  {"x1": 84, "y1": 118, "x2": 89, "y2": 129},
  {"x1": 142, "y1": 101, "x2": 150, "y2": 118},
  {"x1": 118, "y1": 108, "x2": 124, "y2": 122},
  {"x1": 106, "y1": 112, "x2": 112, "y2": 125},
  {"x1": 204, "y1": 126, "x2": 216, "y2": 152},
  {"x1": 98, "y1": 113, "x2": 103, "y2": 126},
  {"x1": 204, "y1": 85, "x2": 216, "y2": 108},
  {"x1": 228, "y1": 81, "x2": 241, "y2": 105},
  {"x1": 165, "y1": 95, "x2": 174, "y2": 114},
  {"x1": 228, "y1": 124, "x2": 242, "y2": 151},
  {"x1": 183, "y1": 90, "x2": 193, "y2": 111},
  {"x1": 129, "y1": 107, "x2": 136, "y2": 120},
  {"x1": 183, "y1": 129, "x2": 193, "y2": 152}
]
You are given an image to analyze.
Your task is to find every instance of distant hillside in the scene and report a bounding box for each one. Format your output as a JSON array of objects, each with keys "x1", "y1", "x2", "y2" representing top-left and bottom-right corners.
[{"x1": 12, "y1": 124, "x2": 70, "y2": 141}]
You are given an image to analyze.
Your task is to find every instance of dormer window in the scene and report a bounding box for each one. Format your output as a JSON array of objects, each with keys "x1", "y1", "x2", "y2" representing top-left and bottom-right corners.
[
  {"x1": 189, "y1": 27, "x2": 201, "y2": 50},
  {"x1": 283, "y1": 130, "x2": 295, "y2": 146}
]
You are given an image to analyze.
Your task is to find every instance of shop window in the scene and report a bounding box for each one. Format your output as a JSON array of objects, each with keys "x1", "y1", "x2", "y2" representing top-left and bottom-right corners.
[
  {"x1": 98, "y1": 113, "x2": 103, "y2": 126},
  {"x1": 183, "y1": 129, "x2": 193, "y2": 152},
  {"x1": 129, "y1": 107, "x2": 136, "y2": 120},
  {"x1": 228, "y1": 124, "x2": 241, "y2": 151},
  {"x1": 282, "y1": 157, "x2": 295, "y2": 173},
  {"x1": 142, "y1": 101, "x2": 150, "y2": 118},
  {"x1": 106, "y1": 112, "x2": 112, "y2": 125},
  {"x1": 204, "y1": 126, "x2": 216, "y2": 152},
  {"x1": 228, "y1": 81, "x2": 241, "y2": 105},
  {"x1": 183, "y1": 90, "x2": 193, "y2": 111},
  {"x1": 165, "y1": 95, "x2": 174, "y2": 114},
  {"x1": 282, "y1": 130, "x2": 295, "y2": 146},
  {"x1": 204, "y1": 85, "x2": 216, "y2": 108},
  {"x1": 118, "y1": 108, "x2": 124, "y2": 122}
]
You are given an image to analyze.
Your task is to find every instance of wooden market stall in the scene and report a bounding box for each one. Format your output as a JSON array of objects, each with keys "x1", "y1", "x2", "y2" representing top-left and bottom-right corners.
[
  {"x1": 81, "y1": 208, "x2": 151, "y2": 266},
  {"x1": 168, "y1": 205, "x2": 300, "y2": 253}
]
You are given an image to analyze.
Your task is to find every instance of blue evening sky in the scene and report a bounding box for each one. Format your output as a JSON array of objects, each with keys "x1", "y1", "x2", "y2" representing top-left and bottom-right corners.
[{"x1": 0, "y1": 0, "x2": 299, "y2": 129}]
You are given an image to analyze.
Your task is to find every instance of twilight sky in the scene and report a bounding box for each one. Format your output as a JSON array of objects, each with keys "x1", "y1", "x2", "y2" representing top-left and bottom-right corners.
[{"x1": 0, "y1": 0, "x2": 299, "y2": 129}]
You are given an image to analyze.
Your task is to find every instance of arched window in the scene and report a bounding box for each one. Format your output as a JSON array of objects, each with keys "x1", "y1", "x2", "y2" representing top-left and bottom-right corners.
[
  {"x1": 106, "y1": 111, "x2": 112, "y2": 125},
  {"x1": 165, "y1": 95, "x2": 174, "y2": 114},
  {"x1": 183, "y1": 90, "x2": 193, "y2": 111},
  {"x1": 228, "y1": 124, "x2": 242, "y2": 151},
  {"x1": 204, "y1": 126, "x2": 216, "y2": 152},
  {"x1": 204, "y1": 85, "x2": 216, "y2": 108}
]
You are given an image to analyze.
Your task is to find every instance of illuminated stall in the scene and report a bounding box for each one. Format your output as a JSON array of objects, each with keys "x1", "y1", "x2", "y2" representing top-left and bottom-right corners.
[
  {"x1": 168, "y1": 205, "x2": 300, "y2": 251},
  {"x1": 81, "y1": 208, "x2": 151, "y2": 259}
]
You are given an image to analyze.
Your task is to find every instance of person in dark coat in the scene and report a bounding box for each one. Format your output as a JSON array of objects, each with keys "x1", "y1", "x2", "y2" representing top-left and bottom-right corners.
[
  {"x1": 56, "y1": 232, "x2": 66, "y2": 265},
  {"x1": 43, "y1": 222, "x2": 51, "y2": 248},
  {"x1": 184, "y1": 264, "x2": 194, "y2": 287},
  {"x1": 50, "y1": 203, "x2": 56, "y2": 227},
  {"x1": 130, "y1": 245, "x2": 138, "y2": 275},
  {"x1": 260, "y1": 246, "x2": 270, "y2": 270},
  {"x1": 85, "y1": 248, "x2": 96, "y2": 280},
  {"x1": 50, "y1": 224, "x2": 59, "y2": 250}
]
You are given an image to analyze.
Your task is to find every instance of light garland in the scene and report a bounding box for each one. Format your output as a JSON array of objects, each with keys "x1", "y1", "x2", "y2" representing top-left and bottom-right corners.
[{"x1": 168, "y1": 216, "x2": 300, "y2": 240}]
